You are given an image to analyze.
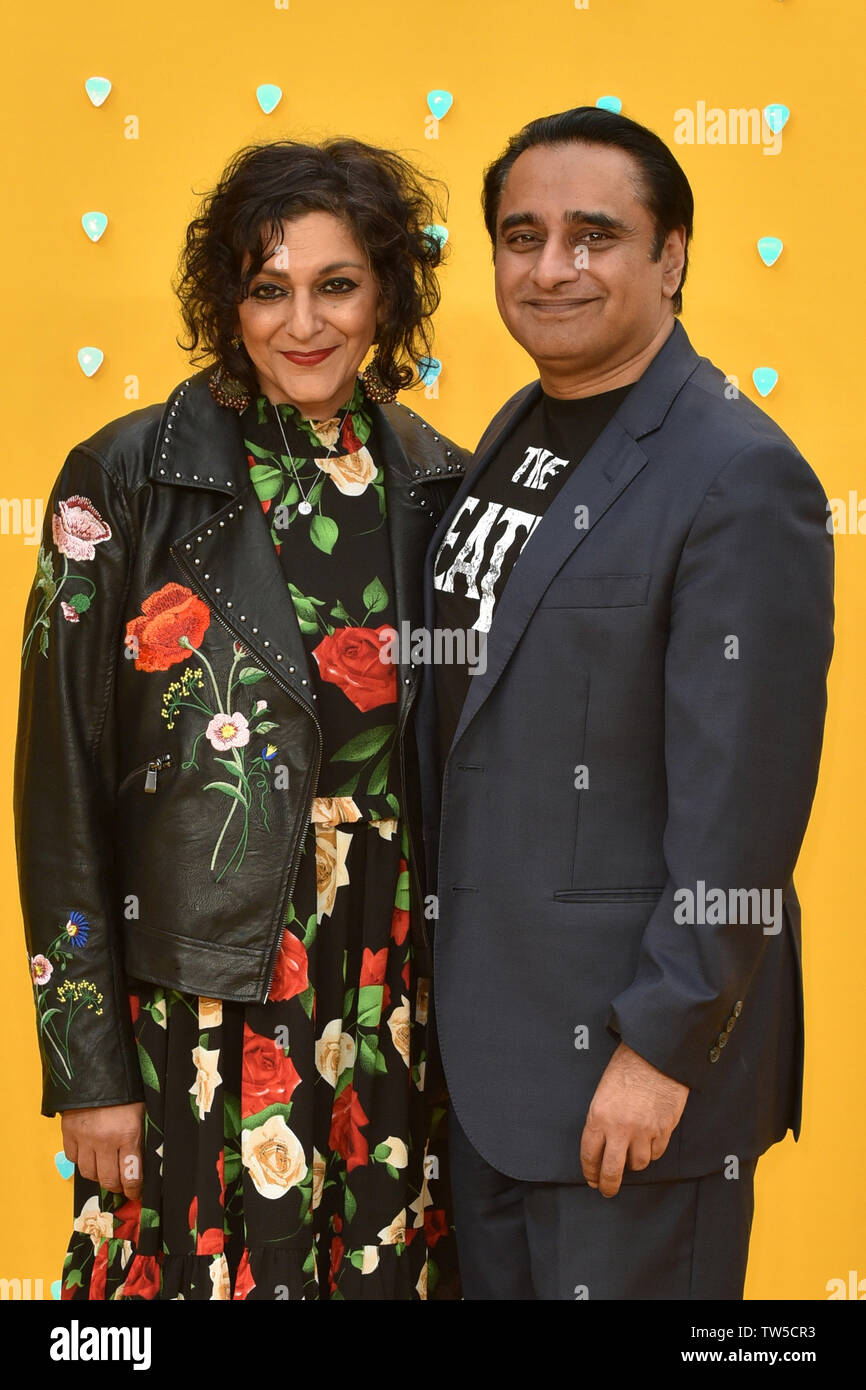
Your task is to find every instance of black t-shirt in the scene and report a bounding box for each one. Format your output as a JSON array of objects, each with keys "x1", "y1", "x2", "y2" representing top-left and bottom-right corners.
[{"x1": 432, "y1": 382, "x2": 634, "y2": 771}]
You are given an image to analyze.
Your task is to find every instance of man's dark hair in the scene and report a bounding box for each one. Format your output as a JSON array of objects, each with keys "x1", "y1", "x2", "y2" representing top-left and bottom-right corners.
[
  {"x1": 482, "y1": 106, "x2": 694, "y2": 313},
  {"x1": 175, "y1": 138, "x2": 447, "y2": 397}
]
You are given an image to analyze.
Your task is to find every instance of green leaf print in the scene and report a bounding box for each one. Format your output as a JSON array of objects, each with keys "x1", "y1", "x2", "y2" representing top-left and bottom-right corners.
[
  {"x1": 248, "y1": 464, "x2": 283, "y2": 500},
  {"x1": 357, "y1": 984, "x2": 383, "y2": 1028},
  {"x1": 238, "y1": 667, "x2": 268, "y2": 684},
  {"x1": 367, "y1": 749, "x2": 391, "y2": 795},
  {"x1": 309, "y1": 514, "x2": 339, "y2": 555},
  {"x1": 362, "y1": 576, "x2": 388, "y2": 615},
  {"x1": 136, "y1": 1042, "x2": 161, "y2": 1093},
  {"x1": 330, "y1": 726, "x2": 392, "y2": 763}
]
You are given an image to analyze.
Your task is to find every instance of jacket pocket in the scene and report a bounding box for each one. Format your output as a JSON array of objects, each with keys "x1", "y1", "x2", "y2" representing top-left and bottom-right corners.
[
  {"x1": 117, "y1": 752, "x2": 176, "y2": 795},
  {"x1": 539, "y1": 573, "x2": 651, "y2": 608},
  {"x1": 552, "y1": 887, "x2": 665, "y2": 903}
]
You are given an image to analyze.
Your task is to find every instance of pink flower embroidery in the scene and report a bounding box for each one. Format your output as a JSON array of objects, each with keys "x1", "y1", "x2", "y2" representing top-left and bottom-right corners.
[
  {"x1": 60, "y1": 601, "x2": 80, "y2": 623},
  {"x1": 206, "y1": 712, "x2": 250, "y2": 750},
  {"x1": 52, "y1": 495, "x2": 112, "y2": 562},
  {"x1": 30, "y1": 954, "x2": 53, "y2": 985}
]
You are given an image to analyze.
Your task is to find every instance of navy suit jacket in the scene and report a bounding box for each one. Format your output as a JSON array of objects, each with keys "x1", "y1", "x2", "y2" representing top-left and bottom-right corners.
[{"x1": 416, "y1": 319, "x2": 834, "y2": 1182}]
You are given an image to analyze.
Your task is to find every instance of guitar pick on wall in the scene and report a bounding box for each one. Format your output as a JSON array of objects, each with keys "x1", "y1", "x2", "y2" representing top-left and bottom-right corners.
[
  {"x1": 752, "y1": 367, "x2": 779, "y2": 397},
  {"x1": 84, "y1": 75, "x2": 111, "y2": 107},
  {"x1": 763, "y1": 103, "x2": 790, "y2": 134},
  {"x1": 77, "y1": 347, "x2": 104, "y2": 378},
  {"x1": 81, "y1": 211, "x2": 108, "y2": 243},
  {"x1": 256, "y1": 83, "x2": 282, "y2": 114},
  {"x1": 757, "y1": 236, "x2": 784, "y2": 267},
  {"x1": 424, "y1": 223, "x2": 449, "y2": 249},
  {"x1": 596, "y1": 95, "x2": 623, "y2": 113},
  {"x1": 417, "y1": 356, "x2": 442, "y2": 386},
  {"x1": 54, "y1": 1150, "x2": 74, "y2": 1179},
  {"x1": 427, "y1": 90, "x2": 453, "y2": 120}
]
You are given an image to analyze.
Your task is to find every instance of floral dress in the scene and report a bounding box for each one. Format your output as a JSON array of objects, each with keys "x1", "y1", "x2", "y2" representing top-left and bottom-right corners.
[{"x1": 61, "y1": 378, "x2": 456, "y2": 1300}]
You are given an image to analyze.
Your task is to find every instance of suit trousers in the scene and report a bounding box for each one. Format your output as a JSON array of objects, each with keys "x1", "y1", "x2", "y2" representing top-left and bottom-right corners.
[{"x1": 449, "y1": 1108, "x2": 757, "y2": 1300}]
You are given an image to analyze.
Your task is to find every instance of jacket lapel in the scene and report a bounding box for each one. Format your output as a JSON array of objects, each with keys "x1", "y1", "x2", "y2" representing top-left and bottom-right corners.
[
  {"x1": 430, "y1": 319, "x2": 703, "y2": 758},
  {"x1": 151, "y1": 372, "x2": 423, "y2": 721}
]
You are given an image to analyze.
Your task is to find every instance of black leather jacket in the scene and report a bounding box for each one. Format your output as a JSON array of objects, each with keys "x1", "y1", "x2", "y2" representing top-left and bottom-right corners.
[{"x1": 14, "y1": 370, "x2": 468, "y2": 1117}]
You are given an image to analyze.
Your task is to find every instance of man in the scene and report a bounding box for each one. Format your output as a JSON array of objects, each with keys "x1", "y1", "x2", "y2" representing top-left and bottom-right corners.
[{"x1": 416, "y1": 107, "x2": 834, "y2": 1300}]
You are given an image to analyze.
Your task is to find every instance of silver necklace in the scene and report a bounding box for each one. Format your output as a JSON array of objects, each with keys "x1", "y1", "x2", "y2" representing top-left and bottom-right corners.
[{"x1": 272, "y1": 400, "x2": 352, "y2": 517}]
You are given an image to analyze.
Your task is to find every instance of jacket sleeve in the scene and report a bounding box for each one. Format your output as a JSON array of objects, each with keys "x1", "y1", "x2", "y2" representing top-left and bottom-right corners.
[
  {"x1": 14, "y1": 444, "x2": 144, "y2": 1117},
  {"x1": 607, "y1": 440, "x2": 834, "y2": 1090}
]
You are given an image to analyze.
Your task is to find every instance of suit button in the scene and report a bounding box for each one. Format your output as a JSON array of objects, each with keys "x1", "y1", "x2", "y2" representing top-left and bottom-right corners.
[
  {"x1": 733, "y1": 1000, "x2": 743, "y2": 1018},
  {"x1": 718, "y1": 1032, "x2": 728, "y2": 1048},
  {"x1": 709, "y1": 1045, "x2": 720, "y2": 1063},
  {"x1": 725, "y1": 1017, "x2": 735, "y2": 1033}
]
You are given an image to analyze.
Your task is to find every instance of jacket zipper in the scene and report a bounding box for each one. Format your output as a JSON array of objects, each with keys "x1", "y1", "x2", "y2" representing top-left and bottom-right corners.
[
  {"x1": 117, "y1": 753, "x2": 174, "y2": 795},
  {"x1": 172, "y1": 548, "x2": 322, "y2": 1002}
]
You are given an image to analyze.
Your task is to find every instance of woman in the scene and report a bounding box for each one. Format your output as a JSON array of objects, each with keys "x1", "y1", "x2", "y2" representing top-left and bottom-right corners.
[{"x1": 14, "y1": 138, "x2": 469, "y2": 1300}]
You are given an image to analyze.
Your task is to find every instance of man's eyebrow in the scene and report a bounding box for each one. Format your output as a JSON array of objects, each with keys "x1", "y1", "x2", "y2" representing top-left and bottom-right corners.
[
  {"x1": 250, "y1": 260, "x2": 368, "y2": 279},
  {"x1": 498, "y1": 209, "x2": 629, "y2": 234}
]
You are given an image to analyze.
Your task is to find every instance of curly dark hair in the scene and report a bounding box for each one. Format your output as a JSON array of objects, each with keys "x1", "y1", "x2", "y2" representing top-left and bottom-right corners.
[{"x1": 174, "y1": 138, "x2": 448, "y2": 397}]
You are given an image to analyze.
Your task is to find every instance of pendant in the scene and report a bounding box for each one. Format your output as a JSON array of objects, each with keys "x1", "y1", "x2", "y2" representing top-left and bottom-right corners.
[{"x1": 298, "y1": 500, "x2": 312, "y2": 515}]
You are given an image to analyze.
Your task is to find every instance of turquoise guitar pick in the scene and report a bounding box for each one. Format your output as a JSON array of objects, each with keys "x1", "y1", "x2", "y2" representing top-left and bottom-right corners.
[
  {"x1": 256, "y1": 84, "x2": 282, "y2": 115},
  {"x1": 752, "y1": 367, "x2": 778, "y2": 397},
  {"x1": 596, "y1": 95, "x2": 623, "y2": 114},
  {"x1": 82, "y1": 211, "x2": 108, "y2": 243},
  {"x1": 424, "y1": 223, "x2": 449, "y2": 248},
  {"x1": 418, "y1": 356, "x2": 442, "y2": 385},
  {"x1": 77, "y1": 347, "x2": 104, "y2": 378},
  {"x1": 51, "y1": 1279, "x2": 62, "y2": 1300},
  {"x1": 427, "y1": 90, "x2": 453, "y2": 120},
  {"x1": 85, "y1": 76, "x2": 112, "y2": 107},
  {"x1": 54, "y1": 1150, "x2": 74, "y2": 1179},
  {"x1": 757, "y1": 236, "x2": 783, "y2": 267},
  {"x1": 763, "y1": 103, "x2": 789, "y2": 134}
]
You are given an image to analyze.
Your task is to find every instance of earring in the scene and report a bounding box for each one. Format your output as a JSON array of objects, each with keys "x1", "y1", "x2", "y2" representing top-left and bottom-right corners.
[
  {"x1": 209, "y1": 363, "x2": 251, "y2": 412},
  {"x1": 231, "y1": 335, "x2": 243, "y2": 348},
  {"x1": 362, "y1": 355, "x2": 397, "y2": 404}
]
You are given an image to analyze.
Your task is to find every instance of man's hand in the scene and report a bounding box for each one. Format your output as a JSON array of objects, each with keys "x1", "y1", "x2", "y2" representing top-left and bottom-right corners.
[
  {"x1": 579, "y1": 1043, "x2": 689, "y2": 1197},
  {"x1": 61, "y1": 1102, "x2": 145, "y2": 1200}
]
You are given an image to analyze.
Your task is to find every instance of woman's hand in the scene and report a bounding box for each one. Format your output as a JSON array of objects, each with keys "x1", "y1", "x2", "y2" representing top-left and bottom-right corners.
[{"x1": 61, "y1": 1102, "x2": 145, "y2": 1200}]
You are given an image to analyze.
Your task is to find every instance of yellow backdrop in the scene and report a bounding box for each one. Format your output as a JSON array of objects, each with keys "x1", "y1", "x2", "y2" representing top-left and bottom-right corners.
[{"x1": 1, "y1": 0, "x2": 863, "y2": 1301}]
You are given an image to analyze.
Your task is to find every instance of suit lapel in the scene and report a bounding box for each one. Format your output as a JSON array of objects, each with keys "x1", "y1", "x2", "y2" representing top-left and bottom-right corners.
[{"x1": 430, "y1": 319, "x2": 703, "y2": 759}]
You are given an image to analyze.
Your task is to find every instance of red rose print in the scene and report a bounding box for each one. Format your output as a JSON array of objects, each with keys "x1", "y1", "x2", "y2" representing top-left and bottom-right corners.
[
  {"x1": 118, "y1": 1253, "x2": 162, "y2": 1299},
  {"x1": 188, "y1": 1196, "x2": 198, "y2": 1234},
  {"x1": 424, "y1": 1209, "x2": 449, "y2": 1247},
  {"x1": 128, "y1": 994, "x2": 140, "y2": 1024},
  {"x1": 328, "y1": 1085, "x2": 370, "y2": 1172},
  {"x1": 114, "y1": 1197, "x2": 141, "y2": 1242},
  {"x1": 341, "y1": 416, "x2": 363, "y2": 454},
  {"x1": 233, "y1": 1249, "x2": 256, "y2": 1300},
  {"x1": 267, "y1": 931, "x2": 310, "y2": 1002},
  {"x1": 89, "y1": 1242, "x2": 109, "y2": 1301},
  {"x1": 216, "y1": 1149, "x2": 226, "y2": 1208},
  {"x1": 242, "y1": 1022, "x2": 302, "y2": 1118},
  {"x1": 402, "y1": 959, "x2": 411, "y2": 992},
  {"x1": 390, "y1": 907, "x2": 409, "y2": 945},
  {"x1": 125, "y1": 582, "x2": 210, "y2": 672},
  {"x1": 312, "y1": 626, "x2": 397, "y2": 712},
  {"x1": 196, "y1": 1227, "x2": 224, "y2": 1255},
  {"x1": 360, "y1": 947, "x2": 388, "y2": 987},
  {"x1": 329, "y1": 1235, "x2": 344, "y2": 1294}
]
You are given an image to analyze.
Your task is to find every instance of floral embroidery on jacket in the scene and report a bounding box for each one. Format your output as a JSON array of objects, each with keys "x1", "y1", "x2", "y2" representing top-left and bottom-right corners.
[
  {"x1": 22, "y1": 495, "x2": 111, "y2": 665},
  {"x1": 29, "y1": 911, "x2": 104, "y2": 1093},
  {"x1": 124, "y1": 582, "x2": 281, "y2": 881}
]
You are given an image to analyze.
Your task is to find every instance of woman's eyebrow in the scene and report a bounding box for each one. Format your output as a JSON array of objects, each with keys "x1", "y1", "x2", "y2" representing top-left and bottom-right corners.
[{"x1": 252, "y1": 260, "x2": 368, "y2": 279}]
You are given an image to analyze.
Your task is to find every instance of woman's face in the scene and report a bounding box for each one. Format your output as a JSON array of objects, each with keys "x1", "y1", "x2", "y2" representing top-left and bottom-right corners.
[{"x1": 236, "y1": 210, "x2": 380, "y2": 419}]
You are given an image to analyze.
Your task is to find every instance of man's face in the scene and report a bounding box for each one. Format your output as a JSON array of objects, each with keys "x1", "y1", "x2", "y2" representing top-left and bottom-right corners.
[{"x1": 492, "y1": 142, "x2": 685, "y2": 383}]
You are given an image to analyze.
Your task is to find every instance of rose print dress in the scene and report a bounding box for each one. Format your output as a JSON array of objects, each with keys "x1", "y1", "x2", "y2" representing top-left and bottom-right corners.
[{"x1": 60, "y1": 378, "x2": 456, "y2": 1300}]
